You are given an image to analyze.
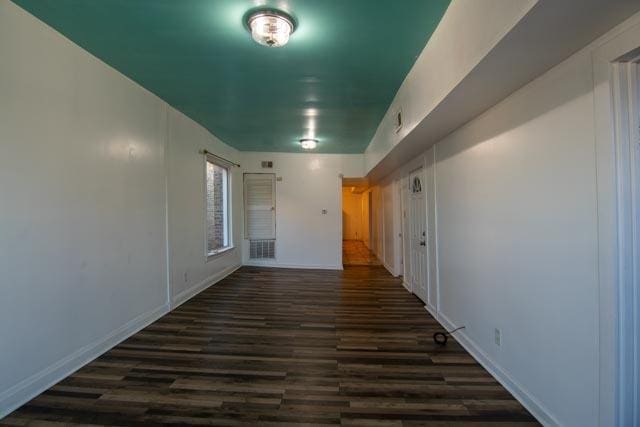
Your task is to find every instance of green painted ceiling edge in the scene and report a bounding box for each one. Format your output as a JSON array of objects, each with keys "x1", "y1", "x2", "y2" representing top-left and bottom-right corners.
[{"x1": 12, "y1": 0, "x2": 450, "y2": 154}]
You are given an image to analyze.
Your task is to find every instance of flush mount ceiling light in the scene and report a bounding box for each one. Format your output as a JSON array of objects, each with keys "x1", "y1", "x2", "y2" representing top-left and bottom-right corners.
[
  {"x1": 246, "y1": 9, "x2": 296, "y2": 48},
  {"x1": 299, "y1": 138, "x2": 318, "y2": 150}
]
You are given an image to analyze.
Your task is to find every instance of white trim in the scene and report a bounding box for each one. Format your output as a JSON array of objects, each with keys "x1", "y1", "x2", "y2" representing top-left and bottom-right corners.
[
  {"x1": 402, "y1": 280, "x2": 412, "y2": 293},
  {"x1": 407, "y1": 166, "x2": 428, "y2": 303},
  {"x1": 400, "y1": 177, "x2": 412, "y2": 290},
  {"x1": 0, "y1": 303, "x2": 170, "y2": 419},
  {"x1": 172, "y1": 263, "x2": 241, "y2": 309},
  {"x1": 424, "y1": 303, "x2": 437, "y2": 320},
  {"x1": 164, "y1": 105, "x2": 172, "y2": 308},
  {"x1": 242, "y1": 261, "x2": 343, "y2": 270},
  {"x1": 205, "y1": 156, "x2": 232, "y2": 257},
  {"x1": 629, "y1": 61, "x2": 640, "y2": 427},
  {"x1": 383, "y1": 260, "x2": 398, "y2": 277},
  {"x1": 1, "y1": 261, "x2": 242, "y2": 418},
  {"x1": 393, "y1": 179, "x2": 403, "y2": 277},
  {"x1": 592, "y1": 15, "x2": 640, "y2": 427},
  {"x1": 205, "y1": 151, "x2": 236, "y2": 170},
  {"x1": 610, "y1": 60, "x2": 640, "y2": 427},
  {"x1": 425, "y1": 303, "x2": 437, "y2": 318},
  {"x1": 338, "y1": 174, "x2": 344, "y2": 267},
  {"x1": 433, "y1": 145, "x2": 441, "y2": 318},
  {"x1": 437, "y1": 312, "x2": 560, "y2": 427},
  {"x1": 207, "y1": 245, "x2": 235, "y2": 260},
  {"x1": 380, "y1": 186, "x2": 386, "y2": 264}
]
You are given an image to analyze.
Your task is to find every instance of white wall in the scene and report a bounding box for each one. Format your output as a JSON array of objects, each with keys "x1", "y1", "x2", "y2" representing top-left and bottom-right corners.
[
  {"x1": 368, "y1": 187, "x2": 384, "y2": 259},
  {"x1": 167, "y1": 109, "x2": 242, "y2": 308},
  {"x1": 342, "y1": 188, "x2": 363, "y2": 240},
  {"x1": 365, "y1": 0, "x2": 537, "y2": 172},
  {"x1": 363, "y1": 182, "x2": 400, "y2": 276},
  {"x1": 436, "y1": 47, "x2": 598, "y2": 426},
  {"x1": 2, "y1": 0, "x2": 632, "y2": 424},
  {"x1": 362, "y1": 191, "x2": 371, "y2": 248},
  {"x1": 0, "y1": 1, "x2": 241, "y2": 415},
  {"x1": 424, "y1": 147, "x2": 438, "y2": 314},
  {"x1": 241, "y1": 153, "x2": 364, "y2": 269},
  {"x1": 369, "y1": 26, "x2": 622, "y2": 426},
  {"x1": 382, "y1": 182, "x2": 396, "y2": 272}
]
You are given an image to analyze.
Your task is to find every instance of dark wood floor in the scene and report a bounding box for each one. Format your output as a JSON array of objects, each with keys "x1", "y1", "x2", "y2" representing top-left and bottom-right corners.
[
  {"x1": 2, "y1": 266, "x2": 538, "y2": 426},
  {"x1": 343, "y1": 240, "x2": 381, "y2": 266}
]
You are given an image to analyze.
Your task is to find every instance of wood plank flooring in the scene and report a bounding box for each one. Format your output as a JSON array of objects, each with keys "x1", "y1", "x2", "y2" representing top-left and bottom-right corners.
[
  {"x1": 342, "y1": 240, "x2": 381, "y2": 266},
  {"x1": 2, "y1": 266, "x2": 539, "y2": 426}
]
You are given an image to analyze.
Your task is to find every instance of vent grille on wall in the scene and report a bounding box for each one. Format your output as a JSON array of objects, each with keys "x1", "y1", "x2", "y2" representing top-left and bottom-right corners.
[
  {"x1": 394, "y1": 108, "x2": 403, "y2": 133},
  {"x1": 261, "y1": 161, "x2": 273, "y2": 168},
  {"x1": 249, "y1": 239, "x2": 276, "y2": 259}
]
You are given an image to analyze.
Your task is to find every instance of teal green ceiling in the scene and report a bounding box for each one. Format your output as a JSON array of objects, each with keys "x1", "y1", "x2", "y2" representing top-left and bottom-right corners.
[{"x1": 12, "y1": 0, "x2": 450, "y2": 153}]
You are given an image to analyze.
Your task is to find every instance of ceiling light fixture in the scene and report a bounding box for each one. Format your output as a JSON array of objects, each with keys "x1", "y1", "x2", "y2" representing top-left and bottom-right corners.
[
  {"x1": 299, "y1": 138, "x2": 318, "y2": 150},
  {"x1": 246, "y1": 9, "x2": 296, "y2": 48}
]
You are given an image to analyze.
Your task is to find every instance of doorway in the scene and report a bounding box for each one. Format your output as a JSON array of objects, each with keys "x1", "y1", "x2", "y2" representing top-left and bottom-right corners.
[
  {"x1": 408, "y1": 168, "x2": 428, "y2": 303},
  {"x1": 593, "y1": 30, "x2": 640, "y2": 425},
  {"x1": 342, "y1": 180, "x2": 379, "y2": 266}
]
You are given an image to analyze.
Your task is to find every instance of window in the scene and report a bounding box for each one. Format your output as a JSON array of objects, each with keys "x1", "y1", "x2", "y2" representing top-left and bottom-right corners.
[
  {"x1": 206, "y1": 157, "x2": 231, "y2": 256},
  {"x1": 411, "y1": 176, "x2": 422, "y2": 193}
]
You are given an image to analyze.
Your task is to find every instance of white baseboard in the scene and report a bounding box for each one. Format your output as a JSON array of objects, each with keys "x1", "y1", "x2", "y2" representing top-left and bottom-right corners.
[
  {"x1": 437, "y1": 312, "x2": 560, "y2": 427},
  {"x1": 383, "y1": 261, "x2": 399, "y2": 277},
  {"x1": 0, "y1": 303, "x2": 169, "y2": 418},
  {"x1": 1, "y1": 264, "x2": 243, "y2": 418},
  {"x1": 171, "y1": 263, "x2": 241, "y2": 309},
  {"x1": 242, "y1": 261, "x2": 342, "y2": 270},
  {"x1": 424, "y1": 303, "x2": 438, "y2": 319},
  {"x1": 402, "y1": 280, "x2": 412, "y2": 293}
]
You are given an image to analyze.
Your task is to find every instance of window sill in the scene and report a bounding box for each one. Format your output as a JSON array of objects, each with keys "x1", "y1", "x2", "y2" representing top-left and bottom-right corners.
[{"x1": 207, "y1": 246, "x2": 234, "y2": 261}]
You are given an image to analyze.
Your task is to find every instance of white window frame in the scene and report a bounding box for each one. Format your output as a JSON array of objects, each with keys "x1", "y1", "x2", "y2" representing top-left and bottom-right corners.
[{"x1": 205, "y1": 154, "x2": 233, "y2": 259}]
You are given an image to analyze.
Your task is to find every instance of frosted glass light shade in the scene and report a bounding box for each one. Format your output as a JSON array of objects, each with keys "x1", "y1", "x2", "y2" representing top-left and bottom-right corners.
[
  {"x1": 248, "y1": 11, "x2": 294, "y2": 48},
  {"x1": 300, "y1": 139, "x2": 317, "y2": 150}
]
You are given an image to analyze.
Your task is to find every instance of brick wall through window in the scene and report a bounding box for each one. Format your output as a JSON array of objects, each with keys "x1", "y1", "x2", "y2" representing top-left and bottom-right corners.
[{"x1": 206, "y1": 160, "x2": 229, "y2": 254}]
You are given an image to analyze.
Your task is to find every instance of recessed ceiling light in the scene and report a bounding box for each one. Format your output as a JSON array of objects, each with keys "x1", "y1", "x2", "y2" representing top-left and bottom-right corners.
[
  {"x1": 299, "y1": 138, "x2": 318, "y2": 150},
  {"x1": 246, "y1": 9, "x2": 296, "y2": 48}
]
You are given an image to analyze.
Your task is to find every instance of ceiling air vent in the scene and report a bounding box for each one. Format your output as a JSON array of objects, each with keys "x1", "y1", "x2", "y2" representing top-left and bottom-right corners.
[
  {"x1": 394, "y1": 108, "x2": 403, "y2": 133},
  {"x1": 261, "y1": 161, "x2": 273, "y2": 169}
]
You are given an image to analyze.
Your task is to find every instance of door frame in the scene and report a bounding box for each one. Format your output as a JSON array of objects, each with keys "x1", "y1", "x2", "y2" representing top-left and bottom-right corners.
[
  {"x1": 338, "y1": 174, "x2": 343, "y2": 268},
  {"x1": 368, "y1": 191, "x2": 374, "y2": 250},
  {"x1": 424, "y1": 147, "x2": 439, "y2": 317},
  {"x1": 393, "y1": 179, "x2": 403, "y2": 277},
  {"x1": 592, "y1": 16, "x2": 640, "y2": 427},
  {"x1": 400, "y1": 177, "x2": 412, "y2": 293},
  {"x1": 408, "y1": 167, "x2": 428, "y2": 304}
]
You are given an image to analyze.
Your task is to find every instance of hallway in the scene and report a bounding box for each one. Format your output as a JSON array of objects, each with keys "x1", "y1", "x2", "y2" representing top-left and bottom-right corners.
[
  {"x1": 4, "y1": 266, "x2": 537, "y2": 426},
  {"x1": 342, "y1": 239, "x2": 381, "y2": 266}
]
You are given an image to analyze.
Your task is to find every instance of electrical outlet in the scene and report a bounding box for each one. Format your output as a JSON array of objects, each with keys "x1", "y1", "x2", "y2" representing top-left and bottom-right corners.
[{"x1": 494, "y1": 328, "x2": 501, "y2": 346}]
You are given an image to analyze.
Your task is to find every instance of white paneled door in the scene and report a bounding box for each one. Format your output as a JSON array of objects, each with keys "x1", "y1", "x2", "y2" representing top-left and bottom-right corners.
[{"x1": 408, "y1": 168, "x2": 428, "y2": 303}]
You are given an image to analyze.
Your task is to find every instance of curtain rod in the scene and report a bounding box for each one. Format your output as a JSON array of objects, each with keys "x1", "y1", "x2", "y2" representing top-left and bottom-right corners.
[{"x1": 201, "y1": 149, "x2": 241, "y2": 168}]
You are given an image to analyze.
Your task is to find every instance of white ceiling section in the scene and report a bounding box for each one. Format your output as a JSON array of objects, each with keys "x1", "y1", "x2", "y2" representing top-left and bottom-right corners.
[{"x1": 365, "y1": 0, "x2": 640, "y2": 182}]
